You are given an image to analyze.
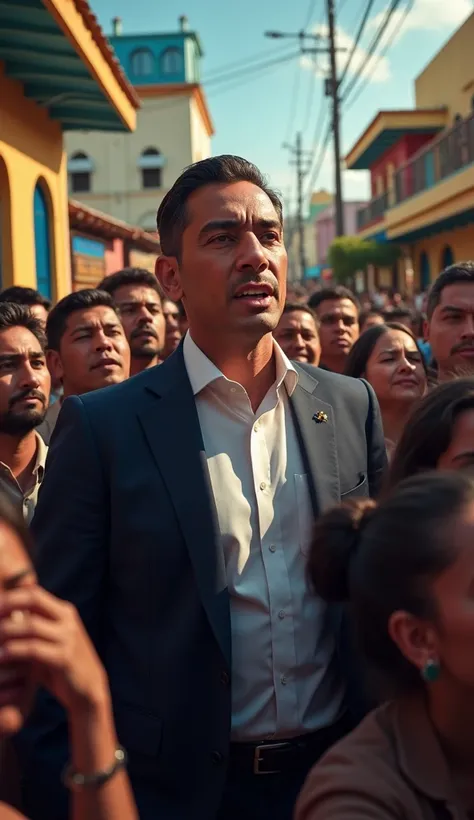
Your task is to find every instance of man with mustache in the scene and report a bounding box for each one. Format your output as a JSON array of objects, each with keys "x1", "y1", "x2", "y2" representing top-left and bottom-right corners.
[
  {"x1": 99, "y1": 268, "x2": 165, "y2": 375},
  {"x1": 37, "y1": 289, "x2": 130, "y2": 444},
  {"x1": 426, "y1": 262, "x2": 474, "y2": 382},
  {"x1": 308, "y1": 287, "x2": 360, "y2": 373},
  {"x1": 0, "y1": 302, "x2": 50, "y2": 523},
  {"x1": 22, "y1": 156, "x2": 385, "y2": 820}
]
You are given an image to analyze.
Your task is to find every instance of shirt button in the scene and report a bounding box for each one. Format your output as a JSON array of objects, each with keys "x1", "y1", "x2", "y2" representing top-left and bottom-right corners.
[
  {"x1": 269, "y1": 544, "x2": 276, "y2": 553},
  {"x1": 211, "y1": 750, "x2": 223, "y2": 764},
  {"x1": 220, "y1": 671, "x2": 230, "y2": 686},
  {"x1": 278, "y1": 610, "x2": 285, "y2": 620},
  {"x1": 230, "y1": 387, "x2": 236, "y2": 393},
  {"x1": 280, "y1": 675, "x2": 288, "y2": 686},
  {"x1": 259, "y1": 481, "x2": 266, "y2": 491},
  {"x1": 253, "y1": 423, "x2": 259, "y2": 433}
]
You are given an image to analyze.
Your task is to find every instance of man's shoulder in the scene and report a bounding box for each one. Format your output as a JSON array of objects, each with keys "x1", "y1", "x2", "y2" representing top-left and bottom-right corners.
[{"x1": 296, "y1": 362, "x2": 370, "y2": 401}]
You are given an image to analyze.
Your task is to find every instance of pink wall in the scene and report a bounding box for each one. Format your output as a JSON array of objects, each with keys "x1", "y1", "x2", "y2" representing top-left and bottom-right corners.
[
  {"x1": 369, "y1": 133, "x2": 435, "y2": 195},
  {"x1": 316, "y1": 202, "x2": 367, "y2": 264},
  {"x1": 105, "y1": 238, "x2": 125, "y2": 275}
]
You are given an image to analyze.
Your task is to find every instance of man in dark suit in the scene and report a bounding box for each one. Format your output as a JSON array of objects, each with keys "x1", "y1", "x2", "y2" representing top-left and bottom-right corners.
[{"x1": 21, "y1": 156, "x2": 386, "y2": 820}]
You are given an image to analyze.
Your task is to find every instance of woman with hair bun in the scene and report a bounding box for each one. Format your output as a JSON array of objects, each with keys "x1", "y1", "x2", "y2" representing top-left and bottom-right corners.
[{"x1": 296, "y1": 471, "x2": 474, "y2": 820}]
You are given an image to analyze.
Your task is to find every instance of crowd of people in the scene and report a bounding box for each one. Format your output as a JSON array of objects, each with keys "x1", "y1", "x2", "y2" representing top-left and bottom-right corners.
[{"x1": 0, "y1": 154, "x2": 472, "y2": 819}]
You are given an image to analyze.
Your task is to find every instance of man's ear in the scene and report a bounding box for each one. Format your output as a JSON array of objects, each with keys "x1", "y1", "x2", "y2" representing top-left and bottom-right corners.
[
  {"x1": 46, "y1": 349, "x2": 63, "y2": 382},
  {"x1": 156, "y1": 255, "x2": 183, "y2": 303}
]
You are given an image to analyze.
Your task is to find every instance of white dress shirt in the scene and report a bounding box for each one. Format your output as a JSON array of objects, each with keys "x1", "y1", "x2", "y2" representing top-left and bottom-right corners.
[{"x1": 183, "y1": 332, "x2": 344, "y2": 741}]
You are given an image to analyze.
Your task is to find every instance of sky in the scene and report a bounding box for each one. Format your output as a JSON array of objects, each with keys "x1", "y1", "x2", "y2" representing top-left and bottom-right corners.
[{"x1": 92, "y1": 0, "x2": 473, "y2": 214}]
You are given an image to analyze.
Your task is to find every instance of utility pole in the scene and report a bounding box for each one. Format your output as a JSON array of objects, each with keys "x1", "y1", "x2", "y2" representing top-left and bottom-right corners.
[
  {"x1": 295, "y1": 133, "x2": 307, "y2": 279},
  {"x1": 265, "y1": 16, "x2": 346, "y2": 239},
  {"x1": 326, "y1": 0, "x2": 344, "y2": 236},
  {"x1": 283, "y1": 133, "x2": 311, "y2": 280}
]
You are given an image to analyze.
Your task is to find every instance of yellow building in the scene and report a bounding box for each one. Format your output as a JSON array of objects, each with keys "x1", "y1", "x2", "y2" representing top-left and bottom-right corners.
[
  {"x1": 345, "y1": 11, "x2": 474, "y2": 291},
  {"x1": 64, "y1": 16, "x2": 214, "y2": 232},
  {"x1": 0, "y1": 0, "x2": 139, "y2": 300}
]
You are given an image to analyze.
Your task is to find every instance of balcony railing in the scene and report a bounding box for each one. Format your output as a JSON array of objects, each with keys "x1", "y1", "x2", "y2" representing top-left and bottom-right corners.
[
  {"x1": 394, "y1": 112, "x2": 474, "y2": 205},
  {"x1": 357, "y1": 190, "x2": 388, "y2": 231}
]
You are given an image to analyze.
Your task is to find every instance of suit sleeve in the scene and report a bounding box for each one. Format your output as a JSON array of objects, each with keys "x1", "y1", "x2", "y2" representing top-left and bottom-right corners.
[
  {"x1": 15, "y1": 396, "x2": 108, "y2": 820},
  {"x1": 361, "y1": 379, "x2": 387, "y2": 498}
]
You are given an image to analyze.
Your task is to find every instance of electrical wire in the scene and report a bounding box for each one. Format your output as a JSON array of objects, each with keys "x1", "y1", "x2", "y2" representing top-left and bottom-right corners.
[
  {"x1": 341, "y1": 0, "x2": 404, "y2": 101},
  {"x1": 305, "y1": 120, "x2": 331, "y2": 195},
  {"x1": 205, "y1": 50, "x2": 299, "y2": 87},
  {"x1": 208, "y1": 54, "x2": 298, "y2": 98},
  {"x1": 202, "y1": 47, "x2": 287, "y2": 82},
  {"x1": 304, "y1": 0, "x2": 321, "y2": 29},
  {"x1": 285, "y1": 62, "x2": 304, "y2": 143},
  {"x1": 339, "y1": 0, "x2": 377, "y2": 86},
  {"x1": 343, "y1": 0, "x2": 415, "y2": 110}
]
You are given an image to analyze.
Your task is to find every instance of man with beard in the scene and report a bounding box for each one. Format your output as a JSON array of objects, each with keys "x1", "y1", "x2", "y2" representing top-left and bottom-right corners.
[
  {"x1": 426, "y1": 262, "x2": 474, "y2": 382},
  {"x1": 0, "y1": 302, "x2": 50, "y2": 523},
  {"x1": 273, "y1": 303, "x2": 321, "y2": 365},
  {"x1": 37, "y1": 289, "x2": 130, "y2": 444},
  {"x1": 99, "y1": 268, "x2": 165, "y2": 375}
]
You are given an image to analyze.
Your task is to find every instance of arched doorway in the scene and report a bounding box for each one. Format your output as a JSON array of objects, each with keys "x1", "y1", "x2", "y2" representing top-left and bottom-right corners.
[
  {"x1": 441, "y1": 245, "x2": 454, "y2": 270},
  {"x1": 0, "y1": 156, "x2": 12, "y2": 288},
  {"x1": 34, "y1": 181, "x2": 53, "y2": 299},
  {"x1": 420, "y1": 250, "x2": 430, "y2": 290}
]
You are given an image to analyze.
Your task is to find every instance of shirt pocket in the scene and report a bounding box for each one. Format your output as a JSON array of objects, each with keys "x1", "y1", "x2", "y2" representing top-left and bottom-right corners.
[{"x1": 295, "y1": 473, "x2": 314, "y2": 557}]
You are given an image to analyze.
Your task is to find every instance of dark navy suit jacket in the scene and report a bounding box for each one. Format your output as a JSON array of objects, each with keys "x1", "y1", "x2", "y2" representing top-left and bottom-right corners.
[{"x1": 17, "y1": 347, "x2": 386, "y2": 820}]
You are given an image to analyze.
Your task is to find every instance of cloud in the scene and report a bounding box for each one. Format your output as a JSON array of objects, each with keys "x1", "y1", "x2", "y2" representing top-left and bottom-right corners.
[
  {"x1": 369, "y1": 0, "x2": 472, "y2": 46},
  {"x1": 301, "y1": 23, "x2": 391, "y2": 85}
]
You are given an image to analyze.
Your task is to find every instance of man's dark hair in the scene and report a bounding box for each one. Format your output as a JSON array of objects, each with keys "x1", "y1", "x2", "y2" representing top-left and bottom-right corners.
[
  {"x1": 46, "y1": 289, "x2": 117, "y2": 351},
  {"x1": 308, "y1": 286, "x2": 360, "y2": 313},
  {"x1": 0, "y1": 286, "x2": 51, "y2": 312},
  {"x1": 0, "y1": 302, "x2": 46, "y2": 350},
  {"x1": 156, "y1": 155, "x2": 283, "y2": 258},
  {"x1": 98, "y1": 268, "x2": 162, "y2": 298},
  {"x1": 427, "y1": 261, "x2": 474, "y2": 319},
  {"x1": 282, "y1": 301, "x2": 319, "y2": 325},
  {"x1": 383, "y1": 307, "x2": 413, "y2": 322},
  {"x1": 359, "y1": 308, "x2": 384, "y2": 331}
]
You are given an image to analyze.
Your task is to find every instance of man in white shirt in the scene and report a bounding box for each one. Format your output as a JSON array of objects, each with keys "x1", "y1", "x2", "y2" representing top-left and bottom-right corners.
[{"x1": 23, "y1": 155, "x2": 386, "y2": 820}]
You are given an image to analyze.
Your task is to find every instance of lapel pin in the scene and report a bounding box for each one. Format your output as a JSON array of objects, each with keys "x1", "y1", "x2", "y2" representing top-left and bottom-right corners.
[{"x1": 313, "y1": 411, "x2": 328, "y2": 424}]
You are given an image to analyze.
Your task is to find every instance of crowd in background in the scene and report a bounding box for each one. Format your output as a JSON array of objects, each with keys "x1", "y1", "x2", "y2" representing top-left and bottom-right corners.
[{"x1": 0, "y1": 155, "x2": 474, "y2": 820}]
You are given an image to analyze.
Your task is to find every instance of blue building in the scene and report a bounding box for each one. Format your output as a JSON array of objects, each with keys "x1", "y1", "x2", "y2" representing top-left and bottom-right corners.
[{"x1": 65, "y1": 16, "x2": 214, "y2": 231}]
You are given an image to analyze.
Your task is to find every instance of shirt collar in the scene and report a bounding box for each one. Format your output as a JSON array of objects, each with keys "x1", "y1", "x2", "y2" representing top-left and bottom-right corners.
[
  {"x1": 33, "y1": 431, "x2": 48, "y2": 481},
  {"x1": 183, "y1": 331, "x2": 298, "y2": 398}
]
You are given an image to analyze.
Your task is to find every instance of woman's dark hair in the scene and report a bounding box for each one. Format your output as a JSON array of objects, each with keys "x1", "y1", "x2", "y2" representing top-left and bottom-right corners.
[
  {"x1": 308, "y1": 471, "x2": 474, "y2": 693},
  {"x1": 388, "y1": 378, "x2": 474, "y2": 489},
  {"x1": 344, "y1": 322, "x2": 427, "y2": 379}
]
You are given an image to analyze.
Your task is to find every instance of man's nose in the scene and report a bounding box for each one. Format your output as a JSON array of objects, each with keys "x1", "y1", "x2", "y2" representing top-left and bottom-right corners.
[
  {"x1": 95, "y1": 331, "x2": 113, "y2": 351},
  {"x1": 20, "y1": 363, "x2": 40, "y2": 388},
  {"x1": 137, "y1": 305, "x2": 153, "y2": 323},
  {"x1": 236, "y1": 234, "x2": 268, "y2": 272},
  {"x1": 461, "y1": 315, "x2": 474, "y2": 336}
]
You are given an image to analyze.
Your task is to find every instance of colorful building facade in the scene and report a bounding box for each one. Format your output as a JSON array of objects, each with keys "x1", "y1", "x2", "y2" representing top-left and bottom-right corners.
[
  {"x1": 64, "y1": 16, "x2": 214, "y2": 231},
  {"x1": 0, "y1": 0, "x2": 138, "y2": 300},
  {"x1": 69, "y1": 200, "x2": 161, "y2": 290},
  {"x1": 345, "y1": 11, "x2": 474, "y2": 291}
]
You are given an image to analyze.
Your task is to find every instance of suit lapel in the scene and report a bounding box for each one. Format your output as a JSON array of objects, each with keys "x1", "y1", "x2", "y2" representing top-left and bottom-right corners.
[
  {"x1": 290, "y1": 366, "x2": 340, "y2": 514},
  {"x1": 137, "y1": 352, "x2": 231, "y2": 667}
]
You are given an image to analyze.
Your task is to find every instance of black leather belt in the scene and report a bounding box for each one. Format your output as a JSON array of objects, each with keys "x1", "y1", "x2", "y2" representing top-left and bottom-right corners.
[{"x1": 229, "y1": 714, "x2": 351, "y2": 776}]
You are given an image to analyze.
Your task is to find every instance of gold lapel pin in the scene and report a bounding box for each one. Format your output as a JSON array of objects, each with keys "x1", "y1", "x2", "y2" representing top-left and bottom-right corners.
[{"x1": 313, "y1": 411, "x2": 328, "y2": 424}]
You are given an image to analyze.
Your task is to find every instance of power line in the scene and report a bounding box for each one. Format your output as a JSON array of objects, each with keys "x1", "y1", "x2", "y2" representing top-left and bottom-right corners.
[
  {"x1": 304, "y1": 0, "x2": 321, "y2": 29},
  {"x1": 305, "y1": 121, "x2": 331, "y2": 195},
  {"x1": 205, "y1": 50, "x2": 299, "y2": 87},
  {"x1": 344, "y1": 0, "x2": 415, "y2": 110},
  {"x1": 341, "y1": 0, "x2": 404, "y2": 101},
  {"x1": 339, "y1": 0, "x2": 377, "y2": 86},
  {"x1": 203, "y1": 47, "x2": 286, "y2": 82},
  {"x1": 285, "y1": 62, "x2": 303, "y2": 144},
  {"x1": 208, "y1": 54, "x2": 298, "y2": 97}
]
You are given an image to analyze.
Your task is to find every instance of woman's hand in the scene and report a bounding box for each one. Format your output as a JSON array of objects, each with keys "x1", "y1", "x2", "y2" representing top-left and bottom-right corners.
[{"x1": 0, "y1": 586, "x2": 108, "y2": 714}]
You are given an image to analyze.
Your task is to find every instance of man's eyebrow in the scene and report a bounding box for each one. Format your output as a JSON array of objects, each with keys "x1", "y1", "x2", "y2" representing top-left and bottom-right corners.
[
  {"x1": 198, "y1": 218, "x2": 281, "y2": 238},
  {"x1": 3, "y1": 568, "x2": 34, "y2": 590}
]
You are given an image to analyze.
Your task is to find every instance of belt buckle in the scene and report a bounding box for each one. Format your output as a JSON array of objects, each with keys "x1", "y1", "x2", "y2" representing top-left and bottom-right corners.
[{"x1": 253, "y1": 742, "x2": 288, "y2": 775}]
